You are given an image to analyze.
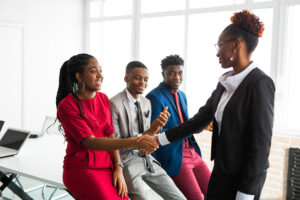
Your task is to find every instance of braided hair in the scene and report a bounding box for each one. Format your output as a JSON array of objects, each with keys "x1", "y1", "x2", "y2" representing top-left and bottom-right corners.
[
  {"x1": 222, "y1": 10, "x2": 264, "y2": 54},
  {"x1": 56, "y1": 53, "x2": 95, "y2": 118}
]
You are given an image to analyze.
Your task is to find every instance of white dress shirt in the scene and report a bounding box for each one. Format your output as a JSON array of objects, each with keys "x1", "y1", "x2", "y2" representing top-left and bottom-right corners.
[
  {"x1": 215, "y1": 62, "x2": 256, "y2": 133},
  {"x1": 158, "y1": 62, "x2": 257, "y2": 200},
  {"x1": 125, "y1": 89, "x2": 141, "y2": 136}
]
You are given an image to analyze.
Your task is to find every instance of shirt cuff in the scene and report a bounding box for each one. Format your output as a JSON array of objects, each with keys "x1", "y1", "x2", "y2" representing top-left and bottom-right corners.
[
  {"x1": 236, "y1": 191, "x2": 254, "y2": 200},
  {"x1": 157, "y1": 132, "x2": 170, "y2": 146}
]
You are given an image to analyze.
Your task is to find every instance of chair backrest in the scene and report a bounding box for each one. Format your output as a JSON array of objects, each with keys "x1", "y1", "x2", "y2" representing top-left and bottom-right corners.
[{"x1": 42, "y1": 116, "x2": 61, "y2": 135}]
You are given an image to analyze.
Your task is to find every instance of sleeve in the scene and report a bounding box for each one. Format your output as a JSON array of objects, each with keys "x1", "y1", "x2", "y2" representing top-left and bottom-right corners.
[
  {"x1": 238, "y1": 76, "x2": 275, "y2": 194},
  {"x1": 110, "y1": 100, "x2": 121, "y2": 138},
  {"x1": 236, "y1": 191, "x2": 254, "y2": 200},
  {"x1": 57, "y1": 101, "x2": 93, "y2": 144},
  {"x1": 158, "y1": 132, "x2": 170, "y2": 146},
  {"x1": 104, "y1": 96, "x2": 115, "y2": 136},
  {"x1": 165, "y1": 87, "x2": 218, "y2": 143}
]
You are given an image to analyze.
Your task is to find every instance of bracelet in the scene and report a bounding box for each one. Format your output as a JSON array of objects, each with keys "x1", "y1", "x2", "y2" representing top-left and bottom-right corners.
[{"x1": 114, "y1": 162, "x2": 124, "y2": 168}]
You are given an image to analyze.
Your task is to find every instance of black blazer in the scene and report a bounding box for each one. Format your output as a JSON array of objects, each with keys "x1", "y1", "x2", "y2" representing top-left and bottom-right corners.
[{"x1": 165, "y1": 68, "x2": 275, "y2": 194}]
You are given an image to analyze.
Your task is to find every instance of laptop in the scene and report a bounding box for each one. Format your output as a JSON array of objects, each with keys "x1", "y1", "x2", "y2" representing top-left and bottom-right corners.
[
  {"x1": 29, "y1": 116, "x2": 59, "y2": 138},
  {"x1": 0, "y1": 120, "x2": 4, "y2": 133},
  {"x1": 0, "y1": 128, "x2": 30, "y2": 158}
]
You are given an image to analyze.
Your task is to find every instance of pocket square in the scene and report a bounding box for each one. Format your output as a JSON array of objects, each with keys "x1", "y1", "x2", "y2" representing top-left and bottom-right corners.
[{"x1": 145, "y1": 110, "x2": 150, "y2": 118}]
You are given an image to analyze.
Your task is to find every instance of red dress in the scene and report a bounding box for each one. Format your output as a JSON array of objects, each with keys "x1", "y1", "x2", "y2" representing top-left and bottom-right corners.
[{"x1": 57, "y1": 92, "x2": 129, "y2": 200}]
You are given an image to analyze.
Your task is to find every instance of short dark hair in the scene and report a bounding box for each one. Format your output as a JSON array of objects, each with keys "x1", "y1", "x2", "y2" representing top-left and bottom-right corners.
[
  {"x1": 126, "y1": 61, "x2": 147, "y2": 74},
  {"x1": 161, "y1": 55, "x2": 184, "y2": 71}
]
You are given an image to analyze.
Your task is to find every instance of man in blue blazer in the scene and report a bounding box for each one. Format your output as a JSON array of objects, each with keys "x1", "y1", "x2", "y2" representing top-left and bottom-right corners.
[{"x1": 146, "y1": 55, "x2": 210, "y2": 200}]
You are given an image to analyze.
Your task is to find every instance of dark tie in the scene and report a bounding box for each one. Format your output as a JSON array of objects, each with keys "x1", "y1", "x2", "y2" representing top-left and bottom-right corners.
[
  {"x1": 134, "y1": 101, "x2": 144, "y2": 133},
  {"x1": 134, "y1": 101, "x2": 155, "y2": 173}
]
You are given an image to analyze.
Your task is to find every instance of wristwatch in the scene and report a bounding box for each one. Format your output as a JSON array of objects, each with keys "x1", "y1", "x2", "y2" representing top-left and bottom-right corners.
[{"x1": 114, "y1": 162, "x2": 124, "y2": 168}]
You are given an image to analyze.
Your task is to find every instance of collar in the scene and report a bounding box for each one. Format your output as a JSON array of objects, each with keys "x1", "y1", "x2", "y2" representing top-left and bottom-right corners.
[
  {"x1": 219, "y1": 62, "x2": 257, "y2": 93},
  {"x1": 125, "y1": 88, "x2": 140, "y2": 104}
]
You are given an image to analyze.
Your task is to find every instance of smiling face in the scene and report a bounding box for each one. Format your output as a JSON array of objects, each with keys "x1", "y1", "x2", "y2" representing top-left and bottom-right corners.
[
  {"x1": 162, "y1": 65, "x2": 183, "y2": 90},
  {"x1": 125, "y1": 67, "x2": 148, "y2": 99},
  {"x1": 216, "y1": 32, "x2": 236, "y2": 69},
  {"x1": 76, "y1": 58, "x2": 103, "y2": 92}
]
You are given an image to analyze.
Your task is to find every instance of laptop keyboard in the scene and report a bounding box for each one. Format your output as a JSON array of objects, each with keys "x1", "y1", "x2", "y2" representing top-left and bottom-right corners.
[{"x1": 0, "y1": 146, "x2": 17, "y2": 157}]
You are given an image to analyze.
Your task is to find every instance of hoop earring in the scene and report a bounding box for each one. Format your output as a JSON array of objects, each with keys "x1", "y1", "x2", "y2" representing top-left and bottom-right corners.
[
  {"x1": 74, "y1": 82, "x2": 79, "y2": 92},
  {"x1": 78, "y1": 81, "x2": 85, "y2": 92},
  {"x1": 81, "y1": 81, "x2": 85, "y2": 92}
]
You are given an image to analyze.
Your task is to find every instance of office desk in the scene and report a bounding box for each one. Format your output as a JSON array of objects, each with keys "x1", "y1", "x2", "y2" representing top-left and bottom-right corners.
[{"x1": 0, "y1": 134, "x2": 67, "y2": 199}]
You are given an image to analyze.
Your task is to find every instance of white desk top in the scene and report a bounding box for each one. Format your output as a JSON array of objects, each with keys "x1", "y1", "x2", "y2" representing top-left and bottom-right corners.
[{"x1": 0, "y1": 134, "x2": 66, "y2": 188}]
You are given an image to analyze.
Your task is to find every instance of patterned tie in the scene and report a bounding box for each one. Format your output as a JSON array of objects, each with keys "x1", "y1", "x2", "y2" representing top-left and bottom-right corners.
[{"x1": 135, "y1": 101, "x2": 155, "y2": 173}]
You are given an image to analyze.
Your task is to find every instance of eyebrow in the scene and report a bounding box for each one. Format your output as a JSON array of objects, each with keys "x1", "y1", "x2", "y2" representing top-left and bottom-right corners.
[
  {"x1": 88, "y1": 66, "x2": 100, "y2": 70},
  {"x1": 167, "y1": 70, "x2": 183, "y2": 72}
]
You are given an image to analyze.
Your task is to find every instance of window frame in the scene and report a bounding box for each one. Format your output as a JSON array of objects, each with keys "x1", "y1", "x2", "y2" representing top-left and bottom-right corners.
[{"x1": 86, "y1": 0, "x2": 300, "y2": 136}]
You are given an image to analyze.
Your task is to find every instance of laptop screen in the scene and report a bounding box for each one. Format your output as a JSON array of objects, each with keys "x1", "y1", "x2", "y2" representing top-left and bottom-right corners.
[
  {"x1": 0, "y1": 129, "x2": 29, "y2": 150},
  {"x1": 0, "y1": 120, "x2": 4, "y2": 131}
]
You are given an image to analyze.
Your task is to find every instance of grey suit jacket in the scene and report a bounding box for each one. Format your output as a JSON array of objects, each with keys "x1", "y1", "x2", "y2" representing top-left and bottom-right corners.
[{"x1": 110, "y1": 89, "x2": 151, "y2": 161}]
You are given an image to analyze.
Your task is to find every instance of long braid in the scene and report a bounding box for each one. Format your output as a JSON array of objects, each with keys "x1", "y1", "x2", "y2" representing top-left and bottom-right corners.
[
  {"x1": 56, "y1": 53, "x2": 95, "y2": 118},
  {"x1": 56, "y1": 60, "x2": 71, "y2": 108}
]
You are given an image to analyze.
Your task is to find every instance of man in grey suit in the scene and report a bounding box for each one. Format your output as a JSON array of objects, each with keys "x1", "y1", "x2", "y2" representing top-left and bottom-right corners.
[{"x1": 110, "y1": 61, "x2": 186, "y2": 200}]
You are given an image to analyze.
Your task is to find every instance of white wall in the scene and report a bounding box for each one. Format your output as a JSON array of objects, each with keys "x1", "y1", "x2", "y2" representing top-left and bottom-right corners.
[
  {"x1": 0, "y1": 0, "x2": 85, "y2": 131},
  {"x1": 0, "y1": 24, "x2": 23, "y2": 129}
]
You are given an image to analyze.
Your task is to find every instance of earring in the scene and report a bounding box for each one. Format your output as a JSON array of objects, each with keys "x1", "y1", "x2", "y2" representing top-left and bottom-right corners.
[
  {"x1": 230, "y1": 49, "x2": 236, "y2": 61},
  {"x1": 80, "y1": 81, "x2": 85, "y2": 92},
  {"x1": 74, "y1": 82, "x2": 79, "y2": 92}
]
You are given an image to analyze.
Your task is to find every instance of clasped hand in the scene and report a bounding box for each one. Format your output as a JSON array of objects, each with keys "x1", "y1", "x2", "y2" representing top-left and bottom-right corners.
[{"x1": 135, "y1": 106, "x2": 169, "y2": 154}]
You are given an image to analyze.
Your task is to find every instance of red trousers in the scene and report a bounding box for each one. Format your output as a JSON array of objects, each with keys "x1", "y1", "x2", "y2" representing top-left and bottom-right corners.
[{"x1": 172, "y1": 142, "x2": 211, "y2": 200}]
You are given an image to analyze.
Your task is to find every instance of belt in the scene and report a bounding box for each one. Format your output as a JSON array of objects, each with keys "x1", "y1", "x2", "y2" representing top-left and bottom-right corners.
[{"x1": 131, "y1": 150, "x2": 155, "y2": 173}]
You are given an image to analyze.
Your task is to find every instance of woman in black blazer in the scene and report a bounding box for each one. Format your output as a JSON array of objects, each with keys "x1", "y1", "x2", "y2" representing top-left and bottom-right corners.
[{"x1": 151, "y1": 10, "x2": 275, "y2": 200}]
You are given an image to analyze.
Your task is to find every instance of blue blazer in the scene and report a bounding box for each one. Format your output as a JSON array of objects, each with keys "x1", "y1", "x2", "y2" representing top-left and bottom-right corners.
[{"x1": 146, "y1": 82, "x2": 201, "y2": 176}]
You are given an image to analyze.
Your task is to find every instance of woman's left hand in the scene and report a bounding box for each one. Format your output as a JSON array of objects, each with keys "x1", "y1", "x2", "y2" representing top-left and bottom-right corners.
[{"x1": 113, "y1": 166, "x2": 128, "y2": 198}]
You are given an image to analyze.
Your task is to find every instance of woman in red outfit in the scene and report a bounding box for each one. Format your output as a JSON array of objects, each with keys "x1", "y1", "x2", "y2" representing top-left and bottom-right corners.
[{"x1": 56, "y1": 54, "x2": 166, "y2": 200}]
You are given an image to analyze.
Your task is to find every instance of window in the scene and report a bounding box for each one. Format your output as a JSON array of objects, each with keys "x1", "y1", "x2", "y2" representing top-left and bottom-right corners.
[
  {"x1": 189, "y1": 0, "x2": 244, "y2": 8},
  {"x1": 88, "y1": 20, "x2": 132, "y2": 97},
  {"x1": 139, "y1": 16, "x2": 185, "y2": 93},
  {"x1": 186, "y1": 11, "x2": 232, "y2": 114},
  {"x1": 252, "y1": 8, "x2": 273, "y2": 75},
  {"x1": 274, "y1": 4, "x2": 300, "y2": 135},
  {"x1": 87, "y1": 0, "x2": 300, "y2": 136},
  {"x1": 141, "y1": 0, "x2": 185, "y2": 13},
  {"x1": 89, "y1": 0, "x2": 132, "y2": 17}
]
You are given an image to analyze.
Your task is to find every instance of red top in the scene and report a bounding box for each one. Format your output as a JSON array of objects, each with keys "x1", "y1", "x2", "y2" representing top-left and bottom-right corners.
[{"x1": 57, "y1": 92, "x2": 114, "y2": 169}]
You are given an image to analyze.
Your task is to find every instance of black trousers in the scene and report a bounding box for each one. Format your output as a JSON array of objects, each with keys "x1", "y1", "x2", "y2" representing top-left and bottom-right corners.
[{"x1": 206, "y1": 166, "x2": 267, "y2": 200}]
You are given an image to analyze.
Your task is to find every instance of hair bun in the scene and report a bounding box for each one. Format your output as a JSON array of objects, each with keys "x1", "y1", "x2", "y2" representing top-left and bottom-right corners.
[{"x1": 230, "y1": 9, "x2": 264, "y2": 37}]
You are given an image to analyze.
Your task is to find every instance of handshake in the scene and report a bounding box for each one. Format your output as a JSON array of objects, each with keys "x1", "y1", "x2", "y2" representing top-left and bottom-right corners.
[{"x1": 134, "y1": 106, "x2": 170, "y2": 154}]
